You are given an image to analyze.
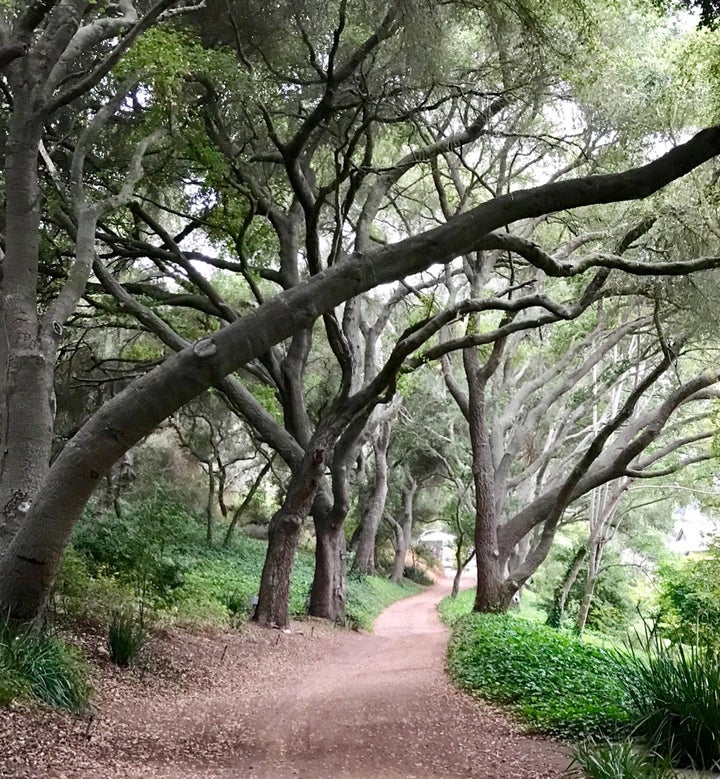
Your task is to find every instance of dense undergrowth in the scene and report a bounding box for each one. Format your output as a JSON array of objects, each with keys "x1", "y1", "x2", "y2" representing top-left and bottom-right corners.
[
  {"x1": 441, "y1": 592, "x2": 631, "y2": 738},
  {"x1": 442, "y1": 588, "x2": 720, "y2": 775},
  {"x1": 1, "y1": 489, "x2": 420, "y2": 712}
]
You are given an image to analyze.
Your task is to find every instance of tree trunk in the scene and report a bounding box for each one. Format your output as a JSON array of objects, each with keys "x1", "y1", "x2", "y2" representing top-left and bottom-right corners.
[
  {"x1": 351, "y1": 419, "x2": 391, "y2": 574},
  {"x1": 452, "y1": 549, "x2": 475, "y2": 598},
  {"x1": 309, "y1": 514, "x2": 346, "y2": 622},
  {"x1": 451, "y1": 568, "x2": 463, "y2": 598},
  {"x1": 546, "y1": 545, "x2": 587, "y2": 628},
  {"x1": 464, "y1": 347, "x2": 510, "y2": 613},
  {"x1": 253, "y1": 447, "x2": 325, "y2": 628},
  {"x1": 224, "y1": 455, "x2": 275, "y2": 546},
  {"x1": 0, "y1": 110, "x2": 54, "y2": 555},
  {"x1": 577, "y1": 542, "x2": 603, "y2": 634},
  {"x1": 390, "y1": 479, "x2": 416, "y2": 583},
  {"x1": 205, "y1": 462, "x2": 215, "y2": 545}
]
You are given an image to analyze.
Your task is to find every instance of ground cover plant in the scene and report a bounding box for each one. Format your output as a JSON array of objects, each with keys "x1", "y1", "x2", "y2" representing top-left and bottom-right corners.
[
  {"x1": 61, "y1": 490, "x2": 421, "y2": 632},
  {"x1": 443, "y1": 590, "x2": 720, "y2": 772},
  {"x1": 443, "y1": 607, "x2": 631, "y2": 738}
]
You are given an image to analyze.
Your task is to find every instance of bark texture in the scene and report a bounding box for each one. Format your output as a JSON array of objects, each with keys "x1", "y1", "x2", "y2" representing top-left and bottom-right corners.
[
  {"x1": 351, "y1": 419, "x2": 392, "y2": 574},
  {"x1": 309, "y1": 515, "x2": 346, "y2": 622},
  {"x1": 253, "y1": 447, "x2": 326, "y2": 628}
]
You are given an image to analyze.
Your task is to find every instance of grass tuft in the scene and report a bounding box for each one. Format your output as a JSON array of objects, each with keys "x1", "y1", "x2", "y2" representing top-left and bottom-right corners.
[
  {"x1": 107, "y1": 608, "x2": 149, "y2": 666},
  {"x1": 0, "y1": 617, "x2": 89, "y2": 711},
  {"x1": 569, "y1": 739, "x2": 676, "y2": 779},
  {"x1": 609, "y1": 634, "x2": 720, "y2": 771}
]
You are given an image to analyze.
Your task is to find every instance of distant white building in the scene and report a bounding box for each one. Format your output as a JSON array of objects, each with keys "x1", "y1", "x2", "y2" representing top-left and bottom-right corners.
[
  {"x1": 417, "y1": 529, "x2": 457, "y2": 569},
  {"x1": 668, "y1": 505, "x2": 718, "y2": 556}
]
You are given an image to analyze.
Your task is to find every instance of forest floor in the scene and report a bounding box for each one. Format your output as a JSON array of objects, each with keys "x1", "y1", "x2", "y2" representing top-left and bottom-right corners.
[{"x1": 1, "y1": 577, "x2": 570, "y2": 778}]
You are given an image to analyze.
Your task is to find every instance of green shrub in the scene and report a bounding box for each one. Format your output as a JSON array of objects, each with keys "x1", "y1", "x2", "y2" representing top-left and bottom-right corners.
[
  {"x1": 445, "y1": 612, "x2": 631, "y2": 738},
  {"x1": 107, "y1": 608, "x2": 149, "y2": 666},
  {"x1": 569, "y1": 739, "x2": 676, "y2": 779},
  {"x1": 656, "y1": 556, "x2": 720, "y2": 650},
  {"x1": 0, "y1": 618, "x2": 89, "y2": 712},
  {"x1": 403, "y1": 565, "x2": 434, "y2": 586},
  {"x1": 439, "y1": 587, "x2": 547, "y2": 628},
  {"x1": 53, "y1": 546, "x2": 136, "y2": 623},
  {"x1": 438, "y1": 587, "x2": 474, "y2": 626},
  {"x1": 610, "y1": 635, "x2": 720, "y2": 771},
  {"x1": 72, "y1": 488, "x2": 198, "y2": 604},
  {"x1": 65, "y1": 494, "x2": 424, "y2": 633}
]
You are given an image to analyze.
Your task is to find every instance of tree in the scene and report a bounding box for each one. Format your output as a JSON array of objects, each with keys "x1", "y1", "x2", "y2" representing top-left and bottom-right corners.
[{"x1": 4, "y1": 0, "x2": 720, "y2": 625}]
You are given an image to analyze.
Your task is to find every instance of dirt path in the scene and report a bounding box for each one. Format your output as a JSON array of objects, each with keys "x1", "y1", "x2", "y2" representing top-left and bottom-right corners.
[{"x1": 2, "y1": 579, "x2": 570, "y2": 778}]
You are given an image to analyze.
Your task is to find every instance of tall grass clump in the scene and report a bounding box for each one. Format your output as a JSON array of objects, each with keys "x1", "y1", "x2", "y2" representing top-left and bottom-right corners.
[
  {"x1": 107, "y1": 608, "x2": 149, "y2": 666},
  {"x1": 569, "y1": 739, "x2": 676, "y2": 779},
  {"x1": 0, "y1": 617, "x2": 89, "y2": 711},
  {"x1": 610, "y1": 634, "x2": 720, "y2": 771}
]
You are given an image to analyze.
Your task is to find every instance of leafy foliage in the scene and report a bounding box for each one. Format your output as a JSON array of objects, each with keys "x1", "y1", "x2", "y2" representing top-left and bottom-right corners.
[
  {"x1": 445, "y1": 611, "x2": 631, "y2": 738},
  {"x1": 444, "y1": 589, "x2": 720, "y2": 769},
  {"x1": 402, "y1": 566, "x2": 435, "y2": 586},
  {"x1": 72, "y1": 488, "x2": 198, "y2": 605},
  {"x1": 0, "y1": 618, "x2": 89, "y2": 712},
  {"x1": 59, "y1": 491, "x2": 420, "y2": 631},
  {"x1": 656, "y1": 549, "x2": 720, "y2": 649},
  {"x1": 609, "y1": 634, "x2": 720, "y2": 770}
]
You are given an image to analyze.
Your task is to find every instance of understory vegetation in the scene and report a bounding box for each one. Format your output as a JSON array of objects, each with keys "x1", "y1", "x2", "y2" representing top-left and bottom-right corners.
[
  {"x1": 441, "y1": 592, "x2": 631, "y2": 738},
  {"x1": 0, "y1": 617, "x2": 89, "y2": 712},
  {"x1": 442, "y1": 589, "x2": 720, "y2": 774},
  {"x1": 0, "y1": 489, "x2": 420, "y2": 711}
]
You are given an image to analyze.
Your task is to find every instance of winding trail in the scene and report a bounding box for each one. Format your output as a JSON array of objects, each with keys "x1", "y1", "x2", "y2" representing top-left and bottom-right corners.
[{"x1": 9, "y1": 579, "x2": 570, "y2": 778}]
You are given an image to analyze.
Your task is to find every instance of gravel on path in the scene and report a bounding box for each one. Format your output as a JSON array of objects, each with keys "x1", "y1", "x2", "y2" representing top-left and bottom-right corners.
[{"x1": 1, "y1": 578, "x2": 570, "y2": 778}]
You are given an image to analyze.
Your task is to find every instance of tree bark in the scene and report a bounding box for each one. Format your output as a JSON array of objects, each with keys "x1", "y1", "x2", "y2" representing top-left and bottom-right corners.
[
  {"x1": 576, "y1": 543, "x2": 600, "y2": 635},
  {"x1": 309, "y1": 513, "x2": 346, "y2": 622},
  {"x1": 253, "y1": 446, "x2": 326, "y2": 628},
  {"x1": 0, "y1": 89, "x2": 54, "y2": 554},
  {"x1": 464, "y1": 343, "x2": 513, "y2": 613},
  {"x1": 351, "y1": 419, "x2": 392, "y2": 574},
  {"x1": 390, "y1": 478, "x2": 416, "y2": 583}
]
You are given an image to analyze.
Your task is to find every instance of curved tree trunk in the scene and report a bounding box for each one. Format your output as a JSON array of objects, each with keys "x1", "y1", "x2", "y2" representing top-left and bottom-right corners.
[
  {"x1": 577, "y1": 542, "x2": 605, "y2": 634},
  {"x1": 546, "y1": 544, "x2": 588, "y2": 628},
  {"x1": 224, "y1": 455, "x2": 275, "y2": 546},
  {"x1": 452, "y1": 549, "x2": 475, "y2": 598}
]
